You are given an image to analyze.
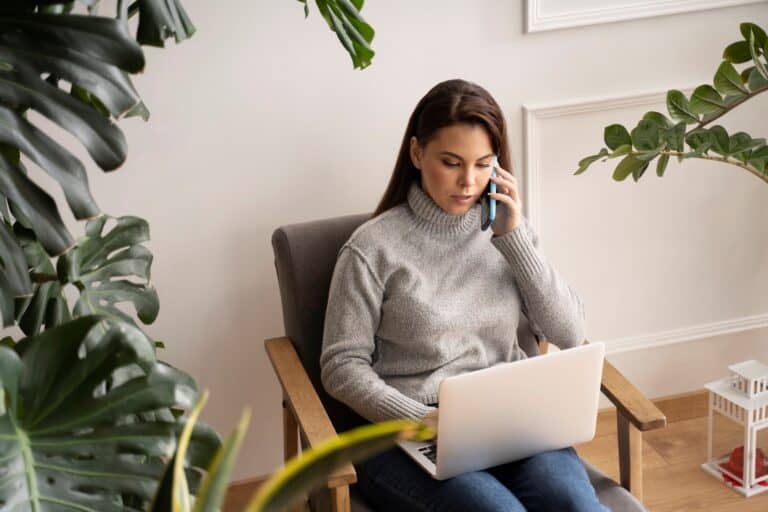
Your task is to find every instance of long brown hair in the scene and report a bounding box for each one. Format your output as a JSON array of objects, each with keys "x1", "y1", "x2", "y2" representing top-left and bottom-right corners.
[{"x1": 372, "y1": 79, "x2": 512, "y2": 218}]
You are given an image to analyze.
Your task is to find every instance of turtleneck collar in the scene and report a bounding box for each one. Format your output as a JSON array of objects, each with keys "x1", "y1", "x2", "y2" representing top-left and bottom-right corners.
[{"x1": 406, "y1": 181, "x2": 482, "y2": 236}]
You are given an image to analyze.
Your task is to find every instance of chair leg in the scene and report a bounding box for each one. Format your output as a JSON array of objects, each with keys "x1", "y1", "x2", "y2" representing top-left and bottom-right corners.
[
  {"x1": 283, "y1": 395, "x2": 307, "y2": 512},
  {"x1": 283, "y1": 394, "x2": 299, "y2": 461},
  {"x1": 617, "y1": 412, "x2": 643, "y2": 502},
  {"x1": 330, "y1": 486, "x2": 350, "y2": 512}
]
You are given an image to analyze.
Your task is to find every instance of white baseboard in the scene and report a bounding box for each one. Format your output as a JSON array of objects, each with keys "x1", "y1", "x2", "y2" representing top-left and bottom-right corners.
[{"x1": 602, "y1": 312, "x2": 768, "y2": 354}]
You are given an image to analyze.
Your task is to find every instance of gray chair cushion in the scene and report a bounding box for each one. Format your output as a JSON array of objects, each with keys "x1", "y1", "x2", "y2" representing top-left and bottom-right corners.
[{"x1": 273, "y1": 213, "x2": 646, "y2": 512}]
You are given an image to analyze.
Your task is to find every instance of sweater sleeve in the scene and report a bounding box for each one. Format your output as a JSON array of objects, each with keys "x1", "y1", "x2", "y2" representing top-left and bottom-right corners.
[
  {"x1": 320, "y1": 244, "x2": 436, "y2": 423},
  {"x1": 490, "y1": 218, "x2": 586, "y2": 350}
]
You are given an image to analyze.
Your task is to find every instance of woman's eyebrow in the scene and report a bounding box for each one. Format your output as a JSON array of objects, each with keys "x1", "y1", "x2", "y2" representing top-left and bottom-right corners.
[{"x1": 439, "y1": 151, "x2": 494, "y2": 161}]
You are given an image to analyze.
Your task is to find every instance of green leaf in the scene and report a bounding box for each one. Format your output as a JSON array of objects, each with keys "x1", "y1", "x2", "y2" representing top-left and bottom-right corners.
[
  {"x1": 0, "y1": 344, "x2": 21, "y2": 415},
  {"x1": 0, "y1": 316, "x2": 221, "y2": 511},
  {"x1": 314, "y1": 0, "x2": 375, "y2": 69},
  {"x1": 729, "y1": 132, "x2": 764, "y2": 157},
  {"x1": 666, "y1": 90, "x2": 698, "y2": 124},
  {"x1": 746, "y1": 66, "x2": 768, "y2": 92},
  {"x1": 610, "y1": 144, "x2": 632, "y2": 157},
  {"x1": 709, "y1": 125, "x2": 731, "y2": 156},
  {"x1": 612, "y1": 155, "x2": 646, "y2": 182},
  {"x1": 656, "y1": 153, "x2": 670, "y2": 177},
  {"x1": 664, "y1": 122, "x2": 686, "y2": 152},
  {"x1": 685, "y1": 129, "x2": 713, "y2": 156},
  {"x1": 709, "y1": 125, "x2": 730, "y2": 156},
  {"x1": 741, "y1": 23, "x2": 767, "y2": 49},
  {"x1": 723, "y1": 40, "x2": 752, "y2": 63},
  {"x1": 749, "y1": 29, "x2": 768, "y2": 81},
  {"x1": 689, "y1": 84, "x2": 726, "y2": 115},
  {"x1": 748, "y1": 146, "x2": 768, "y2": 172},
  {"x1": 173, "y1": 391, "x2": 209, "y2": 512},
  {"x1": 0, "y1": 155, "x2": 73, "y2": 255},
  {"x1": 132, "y1": 0, "x2": 197, "y2": 47},
  {"x1": 574, "y1": 148, "x2": 609, "y2": 175},
  {"x1": 0, "y1": 105, "x2": 100, "y2": 220},
  {"x1": 0, "y1": 221, "x2": 33, "y2": 320},
  {"x1": 0, "y1": 13, "x2": 144, "y2": 72},
  {"x1": 635, "y1": 150, "x2": 660, "y2": 162},
  {"x1": 246, "y1": 419, "x2": 434, "y2": 512},
  {"x1": 604, "y1": 124, "x2": 631, "y2": 150},
  {"x1": 631, "y1": 120, "x2": 660, "y2": 151},
  {"x1": 297, "y1": 0, "x2": 310, "y2": 18},
  {"x1": 60, "y1": 215, "x2": 159, "y2": 326},
  {"x1": 642, "y1": 111, "x2": 673, "y2": 129},
  {"x1": 12, "y1": 222, "x2": 70, "y2": 337},
  {"x1": 192, "y1": 408, "x2": 251, "y2": 512},
  {"x1": 632, "y1": 160, "x2": 650, "y2": 182}
]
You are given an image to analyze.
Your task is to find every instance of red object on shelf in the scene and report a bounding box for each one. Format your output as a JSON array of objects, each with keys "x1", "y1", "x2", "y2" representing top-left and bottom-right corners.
[{"x1": 718, "y1": 446, "x2": 768, "y2": 487}]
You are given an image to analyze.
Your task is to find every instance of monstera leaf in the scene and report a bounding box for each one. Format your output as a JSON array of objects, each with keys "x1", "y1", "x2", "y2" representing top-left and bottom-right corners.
[
  {"x1": 12, "y1": 222, "x2": 70, "y2": 336},
  {"x1": 0, "y1": 315, "x2": 220, "y2": 511},
  {"x1": 0, "y1": 220, "x2": 32, "y2": 327},
  {"x1": 129, "y1": 0, "x2": 196, "y2": 47},
  {"x1": 11, "y1": 214, "x2": 158, "y2": 338},
  {"x1": 296, "y1": 0, "x2": 375, "y2": 70},
  {"x1": 59, "y1": 214, "x2": 159, "y2": 327}
]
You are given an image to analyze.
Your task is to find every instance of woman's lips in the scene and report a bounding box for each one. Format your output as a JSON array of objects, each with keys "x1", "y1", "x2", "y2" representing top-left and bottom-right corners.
[{"x1": 451, "y1": 195, "x2": 473, "y2": 204}]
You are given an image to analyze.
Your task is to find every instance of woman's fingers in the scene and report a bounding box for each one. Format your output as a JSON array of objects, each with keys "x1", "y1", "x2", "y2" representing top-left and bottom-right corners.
[{"x1": 490, "y1": 175, "x2": 520, "y2": 203}]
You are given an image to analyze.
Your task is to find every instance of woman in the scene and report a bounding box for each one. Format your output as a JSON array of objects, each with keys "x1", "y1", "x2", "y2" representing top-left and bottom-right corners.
[{"x1": 320, "y1": 79, "x2": 608, "y2": 511}]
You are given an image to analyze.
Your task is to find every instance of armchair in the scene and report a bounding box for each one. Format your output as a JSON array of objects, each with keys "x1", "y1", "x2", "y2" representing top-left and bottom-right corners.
[{"x1": 267, "y1": 213, "x2": 666, "y2": 512}]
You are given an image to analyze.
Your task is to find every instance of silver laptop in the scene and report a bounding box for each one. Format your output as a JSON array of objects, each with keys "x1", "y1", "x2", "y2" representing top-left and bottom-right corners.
[{"x1": 396, "y1": 342, "x2": 605, "y2": 480}]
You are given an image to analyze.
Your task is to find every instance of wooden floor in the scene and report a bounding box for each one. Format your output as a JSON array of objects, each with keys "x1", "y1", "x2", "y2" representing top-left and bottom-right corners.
[
  {"x1": 226, "y1": 399, "x2": 768, "y2": 511},
  {"x1": 574, "y1": 411, "x2": 768, "y2": 511}
]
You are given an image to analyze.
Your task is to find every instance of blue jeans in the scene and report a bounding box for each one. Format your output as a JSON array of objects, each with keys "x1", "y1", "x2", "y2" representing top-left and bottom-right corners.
[{"x1": 355, "y1": 443, "x2": 611, "y2": 511}]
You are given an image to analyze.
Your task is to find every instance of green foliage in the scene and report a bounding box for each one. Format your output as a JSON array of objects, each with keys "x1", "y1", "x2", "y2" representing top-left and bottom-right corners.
[
  {"x1": 0, "y1": 315, "x2": 220, "y2": 511},
  {"x1": 575, "y1": 22, "x2": 768, "y2": 184},
  {"x1": 296, "y1": 0, "x2": 375, "y2": 69},
  {"x1": 0, "y1": 3, "x2": 229, "y2": 512}
]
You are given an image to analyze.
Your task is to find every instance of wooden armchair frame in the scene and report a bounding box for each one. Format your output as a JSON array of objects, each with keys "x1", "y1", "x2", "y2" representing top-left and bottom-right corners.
[{"x1": 265, "y1": 335, "x2": 667, "y2": 512}]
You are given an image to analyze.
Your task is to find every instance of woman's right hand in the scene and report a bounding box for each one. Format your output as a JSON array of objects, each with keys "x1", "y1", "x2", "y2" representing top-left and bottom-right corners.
[{"x1": 422, "y1": 408, "x2": 439, "y2": 439}]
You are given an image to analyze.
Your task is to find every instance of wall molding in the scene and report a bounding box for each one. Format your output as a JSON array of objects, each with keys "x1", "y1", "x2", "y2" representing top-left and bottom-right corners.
[
  {"x1": 521, "y1": 85, "x2": 695, "y2": 235},
  {"x1": 522, "y1": 85, "x2": 767, "y2": 355},
  {"x1": 525, "y1": 0, "x2": 768, "y2": 33}
]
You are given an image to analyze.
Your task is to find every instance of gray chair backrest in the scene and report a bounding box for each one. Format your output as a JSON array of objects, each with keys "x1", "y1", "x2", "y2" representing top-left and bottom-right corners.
[{"x1": 271, "y1": 212, "x2": 541, "y2": 433}]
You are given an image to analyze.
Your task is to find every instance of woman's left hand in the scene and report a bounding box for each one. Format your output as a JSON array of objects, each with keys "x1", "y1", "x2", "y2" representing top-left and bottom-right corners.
[{"x1": 489, "y1": 164, "x2": 523, "y2": 236}]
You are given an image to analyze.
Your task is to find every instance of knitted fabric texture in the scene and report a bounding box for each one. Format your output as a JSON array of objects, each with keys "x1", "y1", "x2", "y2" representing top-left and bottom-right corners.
[{"x1": 320, "y1": 181, "x2": 585, "y2": 423}]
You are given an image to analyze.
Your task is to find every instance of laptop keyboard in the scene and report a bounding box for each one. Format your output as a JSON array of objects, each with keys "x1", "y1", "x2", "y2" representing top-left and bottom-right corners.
[{"x1": 418, "y1": 442, "x2": 437, "y2": 464}]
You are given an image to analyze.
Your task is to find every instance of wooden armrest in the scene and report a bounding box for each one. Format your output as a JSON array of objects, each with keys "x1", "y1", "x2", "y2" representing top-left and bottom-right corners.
[
  {"x1": 265, "y1": 336, "x2": 356, "y2": 488},
  {"x1": 570, "y1": 339, "x2": 665, "y2": 431},
  {"x1": 601, "y1": 358, "x2": 666, "y2": 431}
]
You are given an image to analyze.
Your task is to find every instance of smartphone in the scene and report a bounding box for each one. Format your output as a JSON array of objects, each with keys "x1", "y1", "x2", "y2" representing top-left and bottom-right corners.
[{"x1": 481, "y1": 155, "x2": 498, "y2": 231}]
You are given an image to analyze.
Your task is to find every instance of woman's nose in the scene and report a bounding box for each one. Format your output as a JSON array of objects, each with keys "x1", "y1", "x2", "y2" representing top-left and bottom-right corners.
[{"x1": 459, "y1": 169, "x2": 478, "y2": 186}]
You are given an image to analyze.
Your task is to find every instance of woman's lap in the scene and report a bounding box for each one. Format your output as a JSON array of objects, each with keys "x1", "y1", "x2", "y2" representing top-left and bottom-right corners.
[{"x1": 355, "y1": 445, "x2": 610, "y2": 512}]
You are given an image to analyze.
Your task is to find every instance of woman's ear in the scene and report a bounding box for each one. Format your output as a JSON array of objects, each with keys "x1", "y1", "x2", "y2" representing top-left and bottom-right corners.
[{"x1": 410, "y1": 136, "x2": 422, "y2": 170}]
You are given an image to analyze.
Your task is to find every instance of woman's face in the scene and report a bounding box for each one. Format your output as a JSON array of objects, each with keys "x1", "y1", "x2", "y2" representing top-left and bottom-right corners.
[{"x1": 410, "y1": 123, "x2": 495, "y2": 215}]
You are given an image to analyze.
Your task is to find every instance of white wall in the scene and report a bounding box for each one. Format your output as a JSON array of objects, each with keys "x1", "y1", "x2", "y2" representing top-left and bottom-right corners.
[{"x1": 9, "y1": 0, "x2": 768, "y2": 480}]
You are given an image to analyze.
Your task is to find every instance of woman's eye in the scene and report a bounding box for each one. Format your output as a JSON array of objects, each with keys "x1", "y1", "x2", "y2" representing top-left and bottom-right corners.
[{"x1": 443, "y1": 160, "x2": 459, "y2": 167}]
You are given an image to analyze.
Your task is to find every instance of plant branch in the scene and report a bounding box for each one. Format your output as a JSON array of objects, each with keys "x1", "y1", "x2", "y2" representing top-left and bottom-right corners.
[
  {"x1": 658, "y1": 150, "x2": 768, "y2": 184},
  {"x1": 687, "y1": 83, "x2": 768, "y2": 136}
]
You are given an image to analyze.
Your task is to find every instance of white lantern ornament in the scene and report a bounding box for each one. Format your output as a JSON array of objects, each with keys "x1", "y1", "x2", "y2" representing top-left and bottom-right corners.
[{"x1": 701, "y1": 360, "x2": 768, "y2": 497}]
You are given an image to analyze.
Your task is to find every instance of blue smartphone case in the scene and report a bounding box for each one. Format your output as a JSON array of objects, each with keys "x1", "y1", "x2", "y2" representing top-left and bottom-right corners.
[{"x1": 481, "y1": 155, "x2": 498, "y2": 231}]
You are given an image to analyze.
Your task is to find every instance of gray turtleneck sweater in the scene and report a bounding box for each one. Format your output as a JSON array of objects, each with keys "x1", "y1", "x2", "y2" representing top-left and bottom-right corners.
[{"x1": 320, "y1": 181, "x2": 585, "y2": 424}]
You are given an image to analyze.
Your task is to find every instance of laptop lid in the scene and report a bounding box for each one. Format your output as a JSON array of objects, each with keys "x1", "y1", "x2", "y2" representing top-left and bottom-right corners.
[{"x1": 434, "y1": 342, "x2": 605, "y2": 480}]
